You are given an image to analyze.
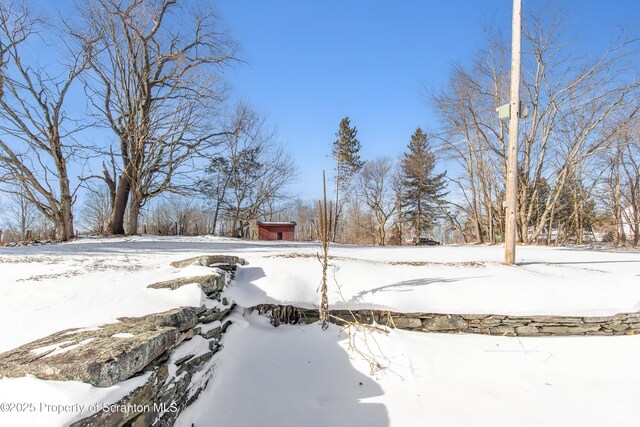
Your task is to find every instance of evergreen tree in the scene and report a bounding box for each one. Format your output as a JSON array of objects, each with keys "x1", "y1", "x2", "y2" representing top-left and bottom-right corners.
[
  {"x1": 401, "y1": 128, "x2": 447, "y2": 241},
  {"x1": 332, "y1": 117, "x2": 364, "y2": 241}
]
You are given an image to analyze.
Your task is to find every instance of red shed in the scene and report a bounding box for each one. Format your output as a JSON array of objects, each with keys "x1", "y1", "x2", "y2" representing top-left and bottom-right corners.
[{"x1": 257, "y1": 221, "x2": 296, "y2": 241}]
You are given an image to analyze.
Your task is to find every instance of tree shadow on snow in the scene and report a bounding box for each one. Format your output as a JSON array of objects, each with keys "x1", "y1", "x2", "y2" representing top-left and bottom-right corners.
[
  {"x1": 349, "y1": 277, "x2": 482, "y2": 305},
  {"x1": 188, "y1": 264, "x2": 391, "y2": 426},
  {"x1": 519, "y1": 260, "x2": 640, "y2": 266},
  {"x1": 226, "y1": 265, "x2": 287, "y2": 307},
  {"x1": 181, "y1": 314, "x2": 390, "y2": 427}
]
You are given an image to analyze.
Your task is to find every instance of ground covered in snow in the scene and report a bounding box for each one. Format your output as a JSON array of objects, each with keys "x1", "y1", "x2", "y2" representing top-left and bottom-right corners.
[
  {"x1": 178, "y1": 313, "x2": 640, "y2": 427},
  {"x1": 0, "y1": 236, "x2": 639, "y2": 426}
]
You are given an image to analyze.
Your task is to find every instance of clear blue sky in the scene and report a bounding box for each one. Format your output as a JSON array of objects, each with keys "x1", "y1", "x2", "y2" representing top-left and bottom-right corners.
[
  {"x1": 22, "y1": 0, "x2": 640, "y2": 205},
  {"x1": 214, "y1": 0, "x2": 640, "y2": 201}
]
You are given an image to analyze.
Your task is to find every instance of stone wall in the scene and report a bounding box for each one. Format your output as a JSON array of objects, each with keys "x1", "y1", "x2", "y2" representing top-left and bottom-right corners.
[
  {"x1": 0, "y1": 254, "x2": 244, "y2": 427},
  {"x1": 254, "y1": 305, "x2": 640, "y2": 336}
]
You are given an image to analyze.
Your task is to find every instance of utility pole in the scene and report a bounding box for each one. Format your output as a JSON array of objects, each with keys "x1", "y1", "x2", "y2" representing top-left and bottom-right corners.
[
  {"x1": 334, "y1": 155, "x2": 339, "y2": 243},
  {"x1": 504, "y1": 0, "x2": 522, "y2": 265}
]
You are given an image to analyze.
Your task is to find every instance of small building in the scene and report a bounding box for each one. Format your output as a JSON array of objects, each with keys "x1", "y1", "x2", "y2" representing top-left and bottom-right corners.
[{"x1": 256, "y1": 221, "x2": 296, "y2": 241}]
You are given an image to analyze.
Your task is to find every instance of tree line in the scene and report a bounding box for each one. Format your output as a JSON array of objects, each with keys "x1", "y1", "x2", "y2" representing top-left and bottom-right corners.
[
  {"x1": 0, "y1": 0, "x2": 294, "y2": 242},
  {"x1": 289, "y1": 10, "x2": 639, "y2": 247},
  {"x1": 282, "y1": 118, "x2": 447, "y2": 246},
  {"x1": 429, "y1": 12, "x2": 639, "y2": 246},
  {"x1": 1, "y1": 3, "x2": 638, "y2": 247}
]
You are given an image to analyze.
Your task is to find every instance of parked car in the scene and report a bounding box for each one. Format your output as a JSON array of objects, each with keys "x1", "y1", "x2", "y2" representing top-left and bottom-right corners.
[{"x1": 417, "y1": 238, "x2": 440, "y2": 246}]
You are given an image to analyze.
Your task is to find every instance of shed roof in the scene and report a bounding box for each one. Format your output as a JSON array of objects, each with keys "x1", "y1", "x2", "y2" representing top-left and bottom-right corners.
[{"x1": 257, "y1": 221, "x2": 297, "y2": 226}]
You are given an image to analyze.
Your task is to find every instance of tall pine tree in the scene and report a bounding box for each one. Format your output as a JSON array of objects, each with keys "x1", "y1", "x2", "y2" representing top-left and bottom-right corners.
[
  {"x1": 332, "y1": 117, "x2": 364, "y2": 241},
  {"x1": 401, "y1": 128, "x2": 447, "y2": 241}
]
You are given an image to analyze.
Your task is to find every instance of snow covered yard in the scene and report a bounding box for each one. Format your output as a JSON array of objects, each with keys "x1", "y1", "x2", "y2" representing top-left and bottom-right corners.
[
  {"x1": 178, "y1": 314, "x2": 640, "y2": 427},
  {"x1": 0, "y1": 236, "x2": 639, "y2": 426}
]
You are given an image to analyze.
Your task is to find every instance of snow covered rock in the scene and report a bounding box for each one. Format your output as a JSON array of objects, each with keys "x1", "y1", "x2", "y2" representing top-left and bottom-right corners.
[
  {"x1": 169, "y1": 255, "x2": 245, "y2": 270},
  {"x1": 148, "y1": 274, "x2": 226, "y2": 296},
  {"x1": 0, "y1": 306, "x2": 199, "y2": 387},
  {"x1": 253, "y1": 304, "x2": 640, "y2": 336}
]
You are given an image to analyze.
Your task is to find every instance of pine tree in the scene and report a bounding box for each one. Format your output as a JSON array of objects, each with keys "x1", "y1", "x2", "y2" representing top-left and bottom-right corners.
[
  {"x1": 332, "y1": 117, "x2": 364, "y2": 241},
  {"x1": 401, "y1": 128, "x2": 447, "y2": 242}
]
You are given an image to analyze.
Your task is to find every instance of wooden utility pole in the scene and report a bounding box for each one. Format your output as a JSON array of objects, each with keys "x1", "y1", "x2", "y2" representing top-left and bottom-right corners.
[
  {"x1": 504, "y1": 0, "x2": 522, "y2": 265},
  {"x1": 334, "y1": 158, "x2": 340, "y2": 243}
]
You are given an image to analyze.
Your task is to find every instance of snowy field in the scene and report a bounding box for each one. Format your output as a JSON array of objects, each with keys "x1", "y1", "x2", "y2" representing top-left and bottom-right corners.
[
  {"x1": 0, "y1": 236, "x2": 639, "y2": 426},
  {"x1": 178, "y1": 314, "x2": 640, "y2": 427}
]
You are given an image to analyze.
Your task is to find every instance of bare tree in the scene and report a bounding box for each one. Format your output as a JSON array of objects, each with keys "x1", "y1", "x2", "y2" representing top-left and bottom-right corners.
[
  {"x1": 200, "y1": 108, "x2": 297, "y2": 237},
  {"x1": 72, "y1": 0, "x2": 239, "y2": 235},
  {"x1": 356, "y1": 157, "x2": 398, "y2": 245},
  {"x1": 199, "y1": 105, "x2": 260, "y2": 234},
  {"x1": 0, "y1": 189, "x2": 40, "y2": 240},
  {"x1": 602, "y1": 114, "x2": 640, "y2": 246},
  {"x1": 0, "y1": 1, "x2": 88, "y2": 241},
  {"x1": 620, "y1": 141, "x2": 640, "y2": 246},
  {"x1": 431, "y1": 13, "x2": 639, "y2": 245},
  {"x1": 142, "y1": 197, "x2": 208, "y2": 235},
  {"x1": 78, "y1": 186, "x2": 111, "y2": 234}
]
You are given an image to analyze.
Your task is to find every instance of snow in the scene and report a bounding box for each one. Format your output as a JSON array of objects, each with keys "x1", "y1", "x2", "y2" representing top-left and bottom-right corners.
[
  {"x1": 226, "y1": 243, "x2": 640, "y2": 316},
  {"x1": 0, "y1": 236, "x2": 639, "y2": 426},
  {"x1": 111, "y1": 333, "x2": 134, "y2": 339},
  {"x1": 0, "y1": 239, "x2": 212, "y2": 352},
  {"x1": 177, "y1": 313, "x2": 640, "y2": 427},
  {"x1": 41, "y1": 339, "x2": 95, "y2": 358},
  {"x1": 0, "y1": 373, "x2": 151, "y2": 427}
]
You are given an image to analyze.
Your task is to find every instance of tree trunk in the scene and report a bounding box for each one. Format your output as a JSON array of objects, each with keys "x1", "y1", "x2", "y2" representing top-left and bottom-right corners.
[
  {"x1": 54, "y1": 143, "x2": 74, "y2": 242},
  {"x1": 61, "y1": 195, "x2": 74, "y2": 241},
  {"x1": 212, "y1": 203, "x2": 221, "y2": 235},
  {"x1": 128, "y1": 189, "x2": 142, "y2": 235},
  {"x1": 333, "y1": 165, "x2": 340, "y2": 243},
  {"x1": 109, "y1": 171, "x2": 131, "y2": 235}
]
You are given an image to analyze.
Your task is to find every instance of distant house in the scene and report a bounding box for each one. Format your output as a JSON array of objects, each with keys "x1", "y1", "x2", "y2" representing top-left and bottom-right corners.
[
  {"x1": 256, "y1": 222, "x2": 296, "y2": 241},
  {"x1": 622, "y1": 206, "x2": 639, "y2": 242}
]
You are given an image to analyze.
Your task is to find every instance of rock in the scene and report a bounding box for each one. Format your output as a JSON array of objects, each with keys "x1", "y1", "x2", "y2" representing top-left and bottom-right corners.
[
  {"x1": 538, "y1": 325, "x2": 600, "y2": 335},
  {"x1": 148, "y1": 274, "x2": 226, "y2": 296},
  {"x1": 461, "y1": 314, "x2": 490, "y2": 320},
  {"x1": 489, "y1": 326, "x2": 516, "y2": 335},
  {"x1": 621, "y1": 313, "x2": 640, "y2": 322},
  {"x1": 540, "y1": 326, "x2": 570, "y2": 334},
  {"x1": 251, "y1": 305, "x2": 640, "y2": 337},
  {"x1": 300, "y1": 314, "x2": 320, "y2": 324},
  {"x1": 71, "y1": 366, "x2": 168, "y2": 427},
  {"x1": 201, "y1": 325, "x2": 222, "y2": 340},
  {"x1": 515, "y1": 326, "x2": 539, "y2": 336},
  {"x1": 500, "y1": 319, "x2": 533, "y2": 326},
  {"x1": 478, "y1": 317, "x2": 503, "y2": 327},
  {"x1": 554, "y1": 317, "x2": 585, "y2": 325},
  {"x1": 0, "y1": 307, "x2": 198, "y2": 387},
  {"x1": 606, "y1": 323, "x2": 629, "y2": 332},
  {"x1": 354, "y1": 310, "x2": 379, "y2": 324},
  {"x1": 170, "y1": 255, "x2": 245, "y2": 269},
  {"x1": 121, "y1": 306, "x2": 200, "y2": 332},
  {"x1": 528, "y1": 316, "x2": 566, "y2": 323},
  {"x1": 423, "y1": 315, "x2": 467, "y2": 331},
  {"x1": 582, "y1": 316, "x2": 615, "y2": 323},
  {"x1": 175, "y1": 353, "x2": 195, "y2": 366},
  {"x1": 199, "y1": 304, "x2": 235, "y2": 324},
  {"x1": 392, "y1": 317, "x2": 422, "y2": 329},
  {"x1": 176, "y1": 351, "x2": 214, "y2": 376}
]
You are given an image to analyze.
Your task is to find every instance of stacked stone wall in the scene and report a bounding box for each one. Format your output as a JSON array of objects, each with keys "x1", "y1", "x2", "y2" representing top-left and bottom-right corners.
[{"x1": 254, "y1": 305, "x2": 640, "y2": 336}]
